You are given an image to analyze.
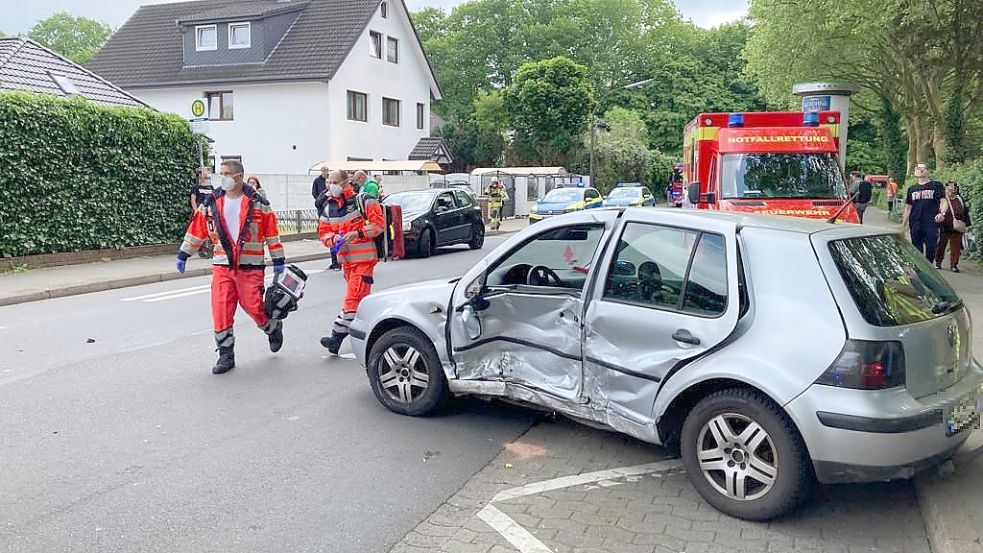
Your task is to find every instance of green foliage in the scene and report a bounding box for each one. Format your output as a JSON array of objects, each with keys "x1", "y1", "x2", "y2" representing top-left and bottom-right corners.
[
  {"x1": 592, "y1": 108, "x2": 652, "y2": 193},
  {"x1": 433, "y1": 115, "x2": 506, "y2": 173},
  {"x1": 0, "y1": 92, "x2": 205, "y2": 257},
  {"x1": 505, "y1": 56, "x2": 593, "y2": 165},
  {"x1": 473, "y1": 89, "x2": 508, "y2": 133},
  {"x1": 28, "y1": 12, "x2": 112, "y2": 66}
]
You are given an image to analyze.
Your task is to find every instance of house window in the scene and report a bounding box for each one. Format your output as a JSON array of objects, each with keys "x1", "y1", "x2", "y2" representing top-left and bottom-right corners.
[
  {"x1": 347, "y1": 91, "x2": 368, "y2": 122},
  {"x1": 387, "y1": 37, "x2": 398, "y2": 63},
  {"x1": 205, "y1": 91, "x2": 234, "y2": 120},
  {"x1": 370, "y1": 31, "x2": 382, "y2": 58},
  {"x1": 381, "y1": 2, "x2": 388, "y2": 18},
  {"x1": 383, "y1": 98, "x2": 400, "y2": 127},
  {"x1": 229, "y1": 22, "x2": 251, "y2": 49},
  {"x1": 416, "y1": 103, "x2": 425, "y2": 130},
  {"x1": 50, "y1": 73, "x2": 80, "y2": 95},
  {"x1": 196, "y1": 25, "x2": 217, "y2": 51}
]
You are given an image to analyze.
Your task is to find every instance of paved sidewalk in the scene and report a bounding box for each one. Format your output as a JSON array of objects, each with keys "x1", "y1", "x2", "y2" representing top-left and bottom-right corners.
[
  {"x1": 865, "y1": 208, "x2": 983, "y2": 553},
  {"x1": 0, "y1": 218, "x2": 528, "y2": 307}
]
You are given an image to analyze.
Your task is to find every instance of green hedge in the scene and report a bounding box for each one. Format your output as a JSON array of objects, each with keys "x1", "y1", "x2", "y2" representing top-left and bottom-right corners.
[{"x1": 0, "y1": 92, "x2": 204, "y2": 257}]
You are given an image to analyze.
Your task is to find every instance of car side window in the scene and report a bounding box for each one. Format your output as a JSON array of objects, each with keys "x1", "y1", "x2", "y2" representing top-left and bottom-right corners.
[
  {"x1": 436, "y1": 192, "x2": 456, "y2": 210},
  {"x1": 486, "y1": 225, "x2": 606, "y2": 291},
  {"x1": 604, "y1": 223, "x2": 728, "y2": 317},
  {"x1": 586, "y1": 189, "x2": 600, "y2": 200},
  {"x1": 454, "y1": 190, "x2": 473, "y2": 207}
]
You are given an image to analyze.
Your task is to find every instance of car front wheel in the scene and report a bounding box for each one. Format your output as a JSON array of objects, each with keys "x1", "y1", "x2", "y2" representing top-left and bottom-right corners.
[
  {"x1": 469, "y1": 223, "x2": 485, "y2": 249},
  {"x1": 417, "y1": 228, "x2": 434, "y2": 258},
  {"x1": 680, "y1": 388, "x2": 813, "y2": 521},
  {"x1": 367, "y1": 327, "x2": 448, "y2": 416}
]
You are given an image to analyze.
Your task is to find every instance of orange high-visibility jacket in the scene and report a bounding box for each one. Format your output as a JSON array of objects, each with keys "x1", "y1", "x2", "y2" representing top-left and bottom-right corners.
[
  {"x1": 179, "y1": 186, "x2": 285, "y2": 269},
  {"x1": 317, "y1": 191, "x2": 385, "y2": 264}
]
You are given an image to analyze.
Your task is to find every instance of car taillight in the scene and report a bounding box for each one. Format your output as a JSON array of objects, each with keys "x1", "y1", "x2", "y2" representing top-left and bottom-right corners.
[{"x1": 816, "y1": 340, "x2": 906, "y2": 390}]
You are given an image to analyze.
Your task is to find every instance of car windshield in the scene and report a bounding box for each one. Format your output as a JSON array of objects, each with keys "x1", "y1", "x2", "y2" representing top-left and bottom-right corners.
[
  {"x1": 608, "y1": 188, "x2": 642, "y2": 199},
  {"x1": 385, "y1": 192, "x2": 434, "y2": 213},
  {"x1": 721, "y1": 153, "x2": 846, "y2": 199},
  {"x1": 543, "y1": 189, "x2": 584, "y2": 202},
  {"x1": 828, "y1": 234, "x2": 962, "y2": 326}
]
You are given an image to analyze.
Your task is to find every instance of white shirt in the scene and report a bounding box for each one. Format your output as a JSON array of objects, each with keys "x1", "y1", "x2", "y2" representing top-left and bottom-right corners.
[{"x1": 223, "y1": 196, "x2": 242, "y2": 240}]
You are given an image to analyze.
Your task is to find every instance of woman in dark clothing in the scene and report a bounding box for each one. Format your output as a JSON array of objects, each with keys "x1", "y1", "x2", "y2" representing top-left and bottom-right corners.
[{"x1": 934, "y1": 182, "x2": 971, "y2": 272}]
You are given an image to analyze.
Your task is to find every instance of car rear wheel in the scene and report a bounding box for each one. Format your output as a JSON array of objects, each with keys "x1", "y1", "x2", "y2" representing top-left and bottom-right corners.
[
  {"x1": 680, "y1": 388, "x2": 813, "y2": 521},
  {"x1": 367, "y1": 327, "x2": 448, "y2": 416},
  {"x1": 469, "y1": 223, "x2": 485, "y2": 249},
  {"x1": 417, "y1": 228, "x2": 434, "y2": 258}
]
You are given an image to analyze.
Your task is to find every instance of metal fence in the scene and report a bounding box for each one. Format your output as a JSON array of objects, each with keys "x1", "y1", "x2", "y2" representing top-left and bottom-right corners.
[{"x1": 276, "y1": 209, "x2": 320, "y2": 235}]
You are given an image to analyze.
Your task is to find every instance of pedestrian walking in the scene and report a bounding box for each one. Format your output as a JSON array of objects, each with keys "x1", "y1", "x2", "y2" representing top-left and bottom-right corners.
[
  {"x1": 902, "y1": 164, "x2": 945, "y2": 262},
  {"x1": 485, "y1": 179, "x2": 508, "y2": 231},
  {"x1": 190, "y1": 167, "x2": 214, "y2": 258},
  {"x1": 176, "y1": 159, "x2": 286, "y2": 374},
  {"x1": 317, "y1": 170, "x2": 386, "y2": 355},
  {"x1": 886, "y1": 176, "x2": 899, "y2": 213},
  {"x1": 849, "y1": 172, "x2": 872, "y2": 224},
  {"x1": 934, "y1": 182, "x2": 971, "y2": 273}
]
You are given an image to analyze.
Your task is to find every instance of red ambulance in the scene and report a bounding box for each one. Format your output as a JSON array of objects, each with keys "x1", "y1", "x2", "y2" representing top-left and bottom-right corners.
[{"x1": 682, "y1": 111, "x2": 859, "y2": 223}]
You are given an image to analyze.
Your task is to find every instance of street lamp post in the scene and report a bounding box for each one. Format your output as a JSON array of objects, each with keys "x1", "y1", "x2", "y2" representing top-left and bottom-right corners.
[{"x1": 589, "y1": 78, "x2": 654, "y2": 188}]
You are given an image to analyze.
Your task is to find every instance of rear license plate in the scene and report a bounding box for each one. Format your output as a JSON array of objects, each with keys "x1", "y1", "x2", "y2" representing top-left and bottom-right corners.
[{"x1": 944, "y1": 390, "x2": 981, "y2": 437}]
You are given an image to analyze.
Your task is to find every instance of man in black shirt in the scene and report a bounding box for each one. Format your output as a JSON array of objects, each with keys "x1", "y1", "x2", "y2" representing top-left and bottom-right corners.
[
  {"x1": 902, "y1": 164, "x2": 945, "y2": 261},
  {"x1": 849, "y1": 172, "x2": 873, "y2": 224},
  {"x1": 189, "y1": 167, "x2": 214, "y2": 258}
]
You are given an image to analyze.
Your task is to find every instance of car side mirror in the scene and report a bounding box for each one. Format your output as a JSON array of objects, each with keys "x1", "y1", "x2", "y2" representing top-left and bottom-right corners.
[
  {"x1": 704, "y1": 192, "x2": 717, "y2": 204},
  {"x1": 687, "y1": 182, "x2": 701, "y2": 204}
]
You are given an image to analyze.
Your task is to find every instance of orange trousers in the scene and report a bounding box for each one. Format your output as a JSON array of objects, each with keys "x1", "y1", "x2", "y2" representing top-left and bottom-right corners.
[
  {"x1": 211, "y1": 266, "x2": 269, "y2": 347},
  {"x1": 331, "y1": 261, "x2": 376, "y2": 338}
]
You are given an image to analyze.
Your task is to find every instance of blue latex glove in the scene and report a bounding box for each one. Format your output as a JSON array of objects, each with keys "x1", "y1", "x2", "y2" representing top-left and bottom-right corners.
[
  {"x1": 176, "y1": 258, "x2": 186, "y2": 274},
  {"x1": 273, "y1": 261, "x2": 285, "y2": 274},
  {"x1": 330, "y1": 235, "x2": 345, "y2": 255}
]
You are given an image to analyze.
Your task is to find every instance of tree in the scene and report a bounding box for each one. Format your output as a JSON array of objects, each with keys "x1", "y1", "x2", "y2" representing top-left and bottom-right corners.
[
  {"x1": 505, "y1": 57, "x2": 594, "y2": 165},
  {"x1": 28, "y1": 12, "x2": 113, "y2": 66},
  {"x1": 411, "y1": 7, "x2": 447, "y2": 44},
  {"x1": 592, "y1": 108, "x2": 652, "y2": 192}
]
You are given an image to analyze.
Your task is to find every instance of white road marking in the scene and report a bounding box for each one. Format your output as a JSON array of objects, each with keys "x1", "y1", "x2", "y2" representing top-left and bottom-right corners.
[
  {"x1": 122, "y1": 270, "x2": 326, "y2": 303},
  {"x1": 476, "y1": 505, "x2": 552, "y2": 553},
  {"x1": 479, "y1": 459, "x2": 684, "y2": 553}
]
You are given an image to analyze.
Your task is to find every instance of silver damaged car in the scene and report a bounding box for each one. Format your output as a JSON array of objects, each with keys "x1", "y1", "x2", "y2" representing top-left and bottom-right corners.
[{"x1": 347, "y1": 208, "x2": 983, "y2": 520}]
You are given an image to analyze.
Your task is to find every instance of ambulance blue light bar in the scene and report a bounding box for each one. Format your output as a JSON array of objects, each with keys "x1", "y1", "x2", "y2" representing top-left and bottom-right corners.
[{"x1": 728, "y1": 113, "x2": 744, "y2": 128}]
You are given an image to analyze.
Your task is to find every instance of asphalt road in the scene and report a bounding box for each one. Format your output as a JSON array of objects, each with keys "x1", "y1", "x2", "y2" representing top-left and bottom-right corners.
[{"x1": 0, "y1": 236, "x2": 536, "y2": 553}]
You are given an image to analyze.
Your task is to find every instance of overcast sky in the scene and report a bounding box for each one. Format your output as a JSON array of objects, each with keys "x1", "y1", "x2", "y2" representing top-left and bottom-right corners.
[{"x1": 2, "y1": 0, "x2": 749, "y2": 35}]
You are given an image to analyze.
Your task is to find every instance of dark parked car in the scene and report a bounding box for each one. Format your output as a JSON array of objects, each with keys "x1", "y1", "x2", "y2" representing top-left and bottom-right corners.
[{"x1": 385, "y1": 189, "x2": 485, "y2": 257}]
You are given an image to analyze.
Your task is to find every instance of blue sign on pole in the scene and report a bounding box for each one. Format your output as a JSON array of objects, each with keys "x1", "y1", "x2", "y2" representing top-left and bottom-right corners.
[{"x1": 802, "y1": 95, "x2": 831, "y2": 112}]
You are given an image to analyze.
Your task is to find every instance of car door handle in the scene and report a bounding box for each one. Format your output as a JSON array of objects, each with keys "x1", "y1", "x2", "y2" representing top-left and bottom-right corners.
[{"x1": 672, "y1": 329, "x2": 701, "y2": 346}]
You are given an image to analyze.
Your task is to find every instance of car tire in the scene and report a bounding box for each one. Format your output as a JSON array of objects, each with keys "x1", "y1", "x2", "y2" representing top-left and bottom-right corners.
[
  {"x1": 469, "y1": 223, "x2": 485, "y2": 250},
  {"x1": 680, "y1": 388, "x2": 813, "y2": 521},
  {"x1": 367, "y1": 327, "x2": 448, "y2": 417},
  {"x1": 417, "y1": 228, "x2": 434, "y2": 258}
]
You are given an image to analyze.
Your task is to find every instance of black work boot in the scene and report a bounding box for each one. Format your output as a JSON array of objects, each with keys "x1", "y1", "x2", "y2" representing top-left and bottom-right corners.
[
  {"x1": 320, "y1": 332, "x2": 345, "y2": 355},
  {"x1": 267, "y1": 320, "x2": 283, "y2": 353},
  {"x1": 213, "y1": 346, "x2": 235, "y2": 374}
]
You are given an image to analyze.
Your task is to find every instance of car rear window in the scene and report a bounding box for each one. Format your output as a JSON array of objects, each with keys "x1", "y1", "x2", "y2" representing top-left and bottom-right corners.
[{"x1": 828, "y1": 234, "x2": 962, "y2": 326}]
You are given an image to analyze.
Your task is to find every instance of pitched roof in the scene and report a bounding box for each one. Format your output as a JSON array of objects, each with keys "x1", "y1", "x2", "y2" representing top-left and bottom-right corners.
[
  {"x1": 0, "y1": 38, "x2": 147, "y2": 108},
  {"x1": 409, "y1": 137, "x2": 453, "y2": 164},
  {"x1": 88, "y1": 0, "x2": 441, "y2": 97},
  {"x1": 177, "y1": 1, "x2": 305, "y2": 23}
]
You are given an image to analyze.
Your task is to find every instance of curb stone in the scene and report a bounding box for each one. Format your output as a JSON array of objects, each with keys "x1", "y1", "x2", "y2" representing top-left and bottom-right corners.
[{"x1": 915, "y1": 431, "x2": 983, "y2": 553}]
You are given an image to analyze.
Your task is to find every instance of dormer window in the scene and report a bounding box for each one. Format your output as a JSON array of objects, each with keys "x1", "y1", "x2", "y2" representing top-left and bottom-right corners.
[
  {"x1": 381, "y1": 2, "x2": 388, "y2": 18},
  {"x1": 229, "y1": 22, "x2": 251, "y2": 49},
  {"x1": 195, "y1": 25, "x2": 217, "y2": 51}
]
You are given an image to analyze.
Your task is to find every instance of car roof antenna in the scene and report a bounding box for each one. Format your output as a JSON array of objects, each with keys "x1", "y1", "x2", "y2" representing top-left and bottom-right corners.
[{"x1": 827, "y1": 191, "x2": 860, "y2": 224}]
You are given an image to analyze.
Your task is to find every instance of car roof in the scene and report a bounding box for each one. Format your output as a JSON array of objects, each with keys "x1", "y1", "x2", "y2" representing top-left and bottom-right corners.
[{"x1": 619, "y1": 207, "x2": 894, "y2": 237}]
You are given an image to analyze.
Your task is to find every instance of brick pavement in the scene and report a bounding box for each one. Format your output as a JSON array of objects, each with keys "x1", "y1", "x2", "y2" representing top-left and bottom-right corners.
[{"x1": 390, "y1": 418, "x2": 932, "y2": 553}]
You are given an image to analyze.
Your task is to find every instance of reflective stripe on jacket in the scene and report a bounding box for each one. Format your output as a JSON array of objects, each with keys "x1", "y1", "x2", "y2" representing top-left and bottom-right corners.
[
  {"x1": 178, "y1": 186, "x2": 284, "y2": 269},
  {"x1": 317, "y1": 190, "x2": 386, "y2": 264}
]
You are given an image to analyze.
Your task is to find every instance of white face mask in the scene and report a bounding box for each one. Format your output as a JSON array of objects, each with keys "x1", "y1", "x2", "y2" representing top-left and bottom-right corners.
[
  {"x1": 220, "y1": 176, "x2": 236, "y2": 191},
  {"x1": 329, "y1": 184, "x2": 343, "y2": 197}
]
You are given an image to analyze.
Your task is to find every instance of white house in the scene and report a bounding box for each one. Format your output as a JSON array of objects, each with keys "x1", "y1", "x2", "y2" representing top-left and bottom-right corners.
[{"x1": 89, "y1": 0, "x2": 442, "y2": 195}]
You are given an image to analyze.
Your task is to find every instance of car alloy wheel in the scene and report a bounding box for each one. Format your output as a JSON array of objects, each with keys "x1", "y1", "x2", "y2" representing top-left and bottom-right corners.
[
  {"x1": 697, "y1": 413, "x2": 778, "y2": 501},
  {"x1": 367, "y1": 327, "x2": 448, "y2": 416},
  {"x1": 378, "y1": 344, "x2": 429, "y2": 404}
]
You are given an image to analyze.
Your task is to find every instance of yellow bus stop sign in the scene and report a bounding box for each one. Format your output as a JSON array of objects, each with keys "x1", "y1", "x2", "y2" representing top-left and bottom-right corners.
[{"x1": 190, "y1": 99, "x2": 207, "y2": 119}]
